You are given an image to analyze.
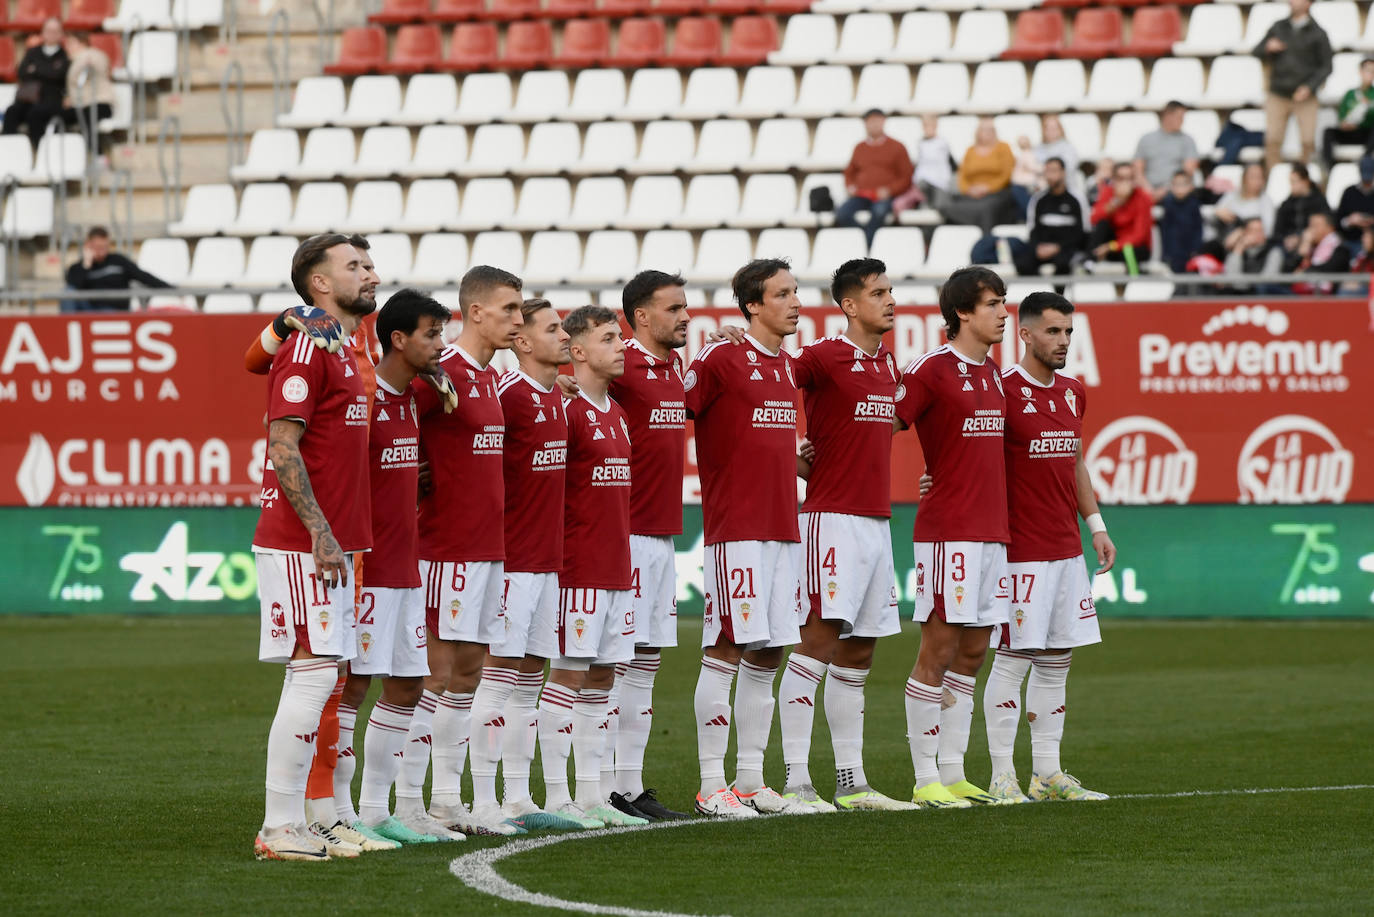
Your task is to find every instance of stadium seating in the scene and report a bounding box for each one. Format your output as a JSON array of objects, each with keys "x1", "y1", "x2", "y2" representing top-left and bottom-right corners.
[
  {"x1": 346, "y1": 181, "x2": 405, "y2": 233},
  {"x1": 605, "y1": 18, "x2": 666, "y2": 68},
  {"x1": 445, "y1": 23, "x2": 500, "y2": 71},
  {"x1": 409, "y1": 232, "x2": 470, "y2": 284},
  {"x1": 227, "y1": 183, "x2": 292, "y2": 236},
  {"x1": 243, "y1": 236, "x2": 300, "y2": 287},
  {"x1": 1002, "y1": 8, "x2": 1064, "y2": 60},
  {"x1": 278, "y1": 77, "x2": 346, "y2": 129},
  {"x1": 621, "y1": 67, "x2": 682, "y2": 118},
  {"x1": 1064, "y1": 7, "x2": 1123, "y2": 59},
  {"x1": 289, "y1": 127, "x2": 357, "y2": 181},
  {"x1": 168, "y1": 183, "x2": 236, "y2": 237},
  {"x1": 6, "y1": 0, "x2": 62, "y2": 32},
  {"x1": 559, "y1": 18, "x2": 611, "y2": 68},
  {"x1": 1124, "y1": 5, "x2": 1184, "y2": 58},
  {"x1": 368, "y1": 0, "x2": 431, "y2": 26},
  {"x1": 324, "y1": 26, "x2": 387, "y2": 75},
  {"x1": 188, "y1": 236, "x2": 246, "y2": 288},
  {"x1": 431, "y1": 0, "x2": 485, "y2": 22},
  {"x1": 384, "y1": 24, "x2": 444, "y2": 73},
  {"x1": 497, "y1": 21, "x2": 554, "y2": 70},
  {"x1": 121, "y1": 31, "x2": 179, "y2": 81},
  {"x1": 1172, "y1": 3, "x2": 1242, "y2": 56},
  {"x1": 64, "y1": 0, "x2": 117, "y2": 31},
  {"x1": 402, "y1": 124, "x2": 468, "y2": 176}
]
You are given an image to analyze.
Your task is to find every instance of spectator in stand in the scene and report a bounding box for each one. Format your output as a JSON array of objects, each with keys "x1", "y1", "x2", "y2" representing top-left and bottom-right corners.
[
  {"x1": 63, "y1": 226, "x2": 173, "y2": 312},
  {"x1": 834, "y1": 108, "x2": 913, "y2": 248},
  {"x1": 62, "y1": 32, "x2": 115, "y2": 157},
  {"x1": 1254, "y1": 0, "x2": 1332, "y2": 171},
  {"x1": 1335, "y1": 155, "x2": 1374, "y2": 245},
  {"x1": 2, "y1": 18, "x2": 70, "y2": 151},
  {"x1": 1086, "y1": 157, "x2": 1114, "y2": 208},
  {"x1": 1159, "y1": 171, "x2": 1204, "y2": 273},
  {"x1": 1288, "y1": 211, "x2": 1351, "y2": 292},
  {"x1": 1272, "y1": 162, "x2": 1331, "y2": 257},
  {"x1": 1322, "y1": 58, "x2": 1374, "y2": 166},
  {"x1": 1134, "y1": 101, "x2": 1200, "y2": 202},
  {"x1": 1223, "y1": 217, "x2": 1284, "y2": 292},
  {"x1": 1352, "y1": 225, "x2": 1374, "y2": 272},
  {"x1": 1213, "y1": 162, "x2": 1275, "y2": 240},
  {"x1": 1087, "y1": 161, "x2": 1154, "y2": 267},
  {"x1": 939, "y1": 117, "x2": 1017, "y2": 234},
  {"x1": 892, "y1": 113, "x2": 955, "y2": 216},
  {"x1": 1010, "y1": 114, "x2": 1082, "y2": 212},
  {"x1": 971, "y1": 157, "x2": 1088, "y2": 276}
]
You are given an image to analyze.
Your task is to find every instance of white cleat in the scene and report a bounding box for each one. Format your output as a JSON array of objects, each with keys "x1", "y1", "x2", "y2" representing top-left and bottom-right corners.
[
  {"x1": 447, "y1": 803, "x2": 526, "y2": 836},
  {"x1": 695, "y1": 788, "x2": 759, "y2": 819},
  {"x1": 397, "y1": 809, "x2": 466, "y2": 841},
  {"x1": 988, "y1": 772, "x2": 1032, "y2": 805},
  {"x1": 834, "y1": 785, "x2": 922, "y2": 812},
  {"x1": 329, "y1": 820, "x2": 399, "y2": 851},
  {"x1": 307, "y1": 821, "x2": 363, "y2": 858},
  {"x1": 733, "y1": 785, "x2": 816, "y2": 815},
  {"x1": 254, "y1": 824, "x2": 329, "y2": 862},
  {"x1": 782, "y1": 784, "x2": 839, "y2": 813},
  {"x1": 1029, "y1": 771, "x2": 1110, "y2": 802}
]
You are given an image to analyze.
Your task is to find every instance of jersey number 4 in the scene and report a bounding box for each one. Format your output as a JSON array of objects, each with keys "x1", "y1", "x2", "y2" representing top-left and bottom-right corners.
[{"x1": 821, "y1": 547, "x2": 838, "y2": 577}]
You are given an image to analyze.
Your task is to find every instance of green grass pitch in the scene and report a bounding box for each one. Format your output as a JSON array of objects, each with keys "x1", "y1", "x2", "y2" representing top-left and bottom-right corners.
[{"x1": 3, "y1": 615, "x2": 1371, "y2": 916}]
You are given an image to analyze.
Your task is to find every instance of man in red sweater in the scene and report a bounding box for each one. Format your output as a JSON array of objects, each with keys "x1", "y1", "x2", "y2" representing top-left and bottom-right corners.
[
  {"x1": 836, "y1": 109, "x2": 914, "y2": 249},
  {"x1": 1088, "y1": 162, "x2": 1154, "y2": 265}
]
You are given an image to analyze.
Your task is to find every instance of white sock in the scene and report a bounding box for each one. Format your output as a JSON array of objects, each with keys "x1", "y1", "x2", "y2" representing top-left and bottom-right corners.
[
  {"x1": 263, "y1": 659, "x2": 338, "y2": 831},
  {"x1": 904, "y1": 678, "x2": 943, "y2": 789},
  {"x1": 733, "y1": 659, "x2": 778, "y2": 794},
  {"x1": 430, "y1": 690, "x2": 473, "y2": 809},
  {"x1": 469, "y1": 667, "x2": 518, "y2": 808},
  {"x1": 537, "y1": 682, "x2": 576, "y2": 810},
  {"x1": 937, "y1": 671, "x2": 977, "y2": 785},
  {"x1": 694, "y1": 657, "x2": 737, "y2": 796},
  {"x1": 394, "y1": 689, "x2": 438, "y2": 816},
  {"x1": 333, "y1": 702, "x2": 359, "y2": 823},
  {"x1": 600, "y1": 670, "x2": 623, "y2": 800},
  {"x1": 826, "y1": 663, "x2": 869, "y2": 793},
  {"x1": 615, "y1": 655, "x2": 659, "y2": 798},
  {"x1": 778, "y1": 653, "x2": 826, "y2": 789},
  {"x1": 984, "y1": 649, "x2": 1032, "y2": 781},
  {"x1": 1028, "y1": 651, "x2": 1072, "y2": 777},
  {"x1": 359, "y1": 700, "x2": 413, "y2": 824},
  {"x1": 502, "y1": 670, "x2": 543, "y2": 805},
  {"x1": 572, "y1": 687, "x2": 609, "y2": 809}
]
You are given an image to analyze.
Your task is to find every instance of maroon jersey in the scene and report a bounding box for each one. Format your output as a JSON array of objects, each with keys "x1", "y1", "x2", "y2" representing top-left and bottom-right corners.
[
  {"x1": 794, "y1": 334, "x2": 899, "y2": 519},
  {"x1": 415, "y1": 345, "x2": 505, "y2": 562},
  {"x1": 365, "y1": 378, "x2": 422, "y2": 587},
  {"x1": 253, "y1": 332, "x2": 371, "y2": 553},
  {"x1": 561, "y1": 392, "x2": 633, "y2": 589},
  {"x1": 1002, "y1": 365, "x2": 1086, "y2": 563},
  {"x1": 609, "y1": 339, "x2": 687, "y2": 536},
  {"x1": 895, "y1": 344, "x2": 1008, "y2": 544},
  {"x1": 499, "y1": 370, "x2": 568, "y2": 574},
  {"x1": 685, "y1": 336, "x2": 801, "y2": 546}
]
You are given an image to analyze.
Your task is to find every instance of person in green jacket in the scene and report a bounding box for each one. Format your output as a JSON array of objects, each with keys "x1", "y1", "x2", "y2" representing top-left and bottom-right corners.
[{"x1": 1322, "y1": 58, "x2": 1374, "y2": 167}]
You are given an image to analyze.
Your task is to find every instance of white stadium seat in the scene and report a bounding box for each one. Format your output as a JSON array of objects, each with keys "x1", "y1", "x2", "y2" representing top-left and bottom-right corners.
[
  {"x1": 848, "y1": 64, "x2": 911, "y2": 117},
  {"x1": 346, "y1": 181, "x2": 404, "y2": 234},
  {"x1": 514, "y1": 122, "x2": 582, "y2": 176},
  {"x1": 1322, "y1": 53, "x2": 1363, "y2": 106},
  {"x1": 450, "y1": 72, "x2": 514, "y2": 125},
  {"x1": 802, "y1": 227, "x2": 867, "y2": 282},
  {"x1": 732, "y1": 66, "x2": 798, "y2": 119},
  {"x1": 168, "y1": 183, "x2": 236, "y2": 237},
  {"x1": 566, "y1": 69, "x2": 628, "y2": 121},
  {"x1": 348, "y1": 126, "x2": 412, "y2": 179},
  {"x1": 869, "y1": 227, "x2": 926, "y2": 280},
  {"x1": 889, "y1": 11, "x2": 952, "y2": 64},
  {"x1": 737, "y1": 173, "x2": 798, "y2": 228},
  {"x1": 579, "y1": 230, "x2": 638, "y2": 285},
  {"x1": 396, "y1": 74, "x2": 459, "y2": 126},
  {"x1": 680, "y1": 68, "x2": 740, "y2": 120},
  {"x1": 1060, "y1": 112, "x2": 1103, "y2": 161},
  {"x1": 105, "y1": 0, "x2": 172, "y2": 31},
  {"x1": 1066, "y1": 280, "x2": 1118, "y2": 302},
  {"x1": 230, "y1": 129, "x2": 299, "y2": 182},
  {"x1": 0, "y1": 137, "x2": 32, "y2": 183},
  {"x1": 565, "y1": 176, "x2": 628, "y2": 230},
  {"x1": 621, "y1": 69, "x2": 683, "y2": 121},
  {"x1": 506, "y1": 176, "x2": 572, "y2": 231},
  {"x1": 672, "y1": 174, "x2": 741, "y2": 229},
  {"x1": 121, "y1": 31, "x2": 178, "y2": 82},
  {"x1": 966, "y1": 61, "x2": 1028, "y2": 115},
  {"x1": 945, "y1": 10, "x2": 1010, "y2": 62},
  {"x1": 188, "y1": 236, "x2": 246, "y2": 287},
  {"x1": 202, "y1": 294, "x2": 255, "y2": 314},
  {"x1": 1142, "y1": 58, "x2": 1205, "y2": 111},
  {"x1": 892, "y1": 284, "x2": 938, "y2": 304},
  {"x1": 789, "y1": 172, "x2": 846, "y2": 227},
  {"x1": 630, "y1": 121, "x2": 697, "y2": 174},
  {"x1": 937, "y1": 114, "x2": 979, "y2": 162},
  {"x1": 1102, "y1": 111, "x2": 1161, "y2": 162},
  {"x1": 1312, "y1": 1, "x2": 1360, "y2": 51},
  {"x1": 336, "y1": 75, "x2": 404, "y2": 128},
  {"x1": 638, "y1": 229, "x2": 695, "y2": 273},
  {"x1": 284, "y1": 182, "x2": 349, "y2": 236},
  {"x1": 788, "y1": 65, "x2": 855, "y2": 119},
  {"x1": 172, "y1": 0, "x2": 223, "y2": 28},
  {"x1": 1173, "y1": 4, "x2": 1243, "y2": 57},
  {"x1": 258, "y1": 291, "x2": 301, "y2": 312},
  {"x1": 287, "y1": 127, "x2": 356, "y2": 181},
  {"x1": 1122, "y1": 280, "x2": 1176, "y2": 302},
  {"x1": 1238, "y1": 3, "x2": 1288, "y2": 54},
  {"x1": 135, "y1": 238, "x2": 189, "y2": 285},
  {"x1": 226, "y1": 183, "x2": 292, "y2": 236},
  {"x1": 1183, "y1": 110, "x2": 1221, "y2": 157},
  {"x1": 619, "y1": 176, "x2": 685, "y2": 230},
  {"x1": 769, "y1": 14, "x2": 839, "y2": 67},
  {"x1": 402, "y1": 124, "x2": 467, "y2": 178},
  {"x1": 805, "y1": 117, "x2": 865, "y2": 170},
  {"x1": 408, "y1": 233, "x2": 470, "y2": 285},
  {"x1": 685, "y1": 120, "x2": 753, "y2": 174},
  {"x1": 461, "y1": 123, "x2": 526, "y2": 178},
  {"x1": 277, "y1": 76, "x2": 345, "y2": 129},
  {"x1": 510, "y1": 70, "x2": 572, "y2": 124},
  {"x1": 924, "y1": 225, "x2": 982, "y2": 275},
  {"x1": 469, "y1": 231, "x2": 526, "y2": 276},
  {"x1": 1081, "y1": 58, "x2": 1147, "y2": 113},
  {"x1": 693, "y1": 229, "x2": 753, "y2": 282},
  {"x1": 757, "y1": 227, "x2": 812, "y2": 273},
  {"x1": 25, "y1": 132, "x2": 86, "y2": 184},
  {"x1": 243, "y1": 235, "x2": 299, "y2": 287},
  {"x1": 831, "y1": 13, "x2": 896, "y2": 65},
  {"x1": 396, "y1": 179, "x2": 461, "y2": 234},
  {"x1": 994, "y1": 113, "x2": 1041, "y2": 148},
  {"x1": 1327, "y1": 162, "x2": 1360, "y2": 209},
  {"x1": 523, "y1": 231, "x2": 583, "y2": 286},
  {"x1": 1023, "y1": 59, "x2": 1086, "y2": 114},
  {"x1": 1203, "y1": 56, "x2": 1267, "y2": 109},
  {"x1": 571, "y1": 121, "x2": 638, "y2": 175},
  {"x1": 909, "y1": 62, "x2": 969, "y2": 114}
]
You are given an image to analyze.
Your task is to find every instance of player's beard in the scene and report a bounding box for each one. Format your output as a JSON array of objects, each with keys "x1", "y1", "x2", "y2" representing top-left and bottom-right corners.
[
  {"x1": 1037, "y1": 346, "x2": 1067, "y2": 370},
  {"x1": 339, "y1": 290, "x2": 377, "y2": 318}
]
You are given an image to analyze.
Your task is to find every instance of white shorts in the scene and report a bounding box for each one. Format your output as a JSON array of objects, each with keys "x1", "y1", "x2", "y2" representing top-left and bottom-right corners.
[
  {"x1": 489, "y1": 571, "x2": 559, "y2": 660},
  {"x1": 255, "y1": 551, "x2": 356, "y2": 663},
  {"x1": 353, "y1": 586, "x2": 430, "y2": 677},
  {"x1": 800, "y1": 512, "x2": 901, "y2": 639},
  {"x1": 702, "y1": 540, "x2": 803, "y2": 651},
  {"x1": 630, "y1": 534, "x2": 678, "y2": 648},
  {"x1": 912, "y1": 541, "x2": 1010, "y2": 627},
  {"x1": 1001, "y1": 556, "x2": 1102, "y2": 651},
  {"x1": 557, "y1": 587, "x2": 635, "y2": 665},
  {"x1": 421, "y1": 560, "x2": 506, "y2": 644}
]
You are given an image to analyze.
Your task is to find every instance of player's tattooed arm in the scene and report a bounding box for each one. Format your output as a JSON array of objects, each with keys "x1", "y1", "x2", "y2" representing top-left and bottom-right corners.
[
  {"x1": 268, "y1": 418, "x2": 349, "y2": 588},
  {"x1": 1075, "y1": 446, "x2": 1116, "y2": 574}
]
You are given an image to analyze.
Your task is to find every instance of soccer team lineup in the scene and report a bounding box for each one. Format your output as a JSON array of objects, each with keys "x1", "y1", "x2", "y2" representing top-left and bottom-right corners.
[{"x1": 248, "y1": 232, "x2": 1119, "y2": 865}]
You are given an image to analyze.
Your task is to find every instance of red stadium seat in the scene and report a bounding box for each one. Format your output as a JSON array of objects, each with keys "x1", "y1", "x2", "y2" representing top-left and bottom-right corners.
[
  {"x1": 383, "y1": 23, "x2": 443, "y2": 72},
  {"x1": 487, "y1": 0, "x2": 542, "y2": 20},
  {"x1": 716, "y1": 14, "x2": 775, "y2": 65},
  {"x1": 663, "y1": 15, "x2": 721, "y2": 66},
  {"x1": 605, "y1": 17, "x2": 665, "y2": 66},
  {"x1": 89, "y1": 31, "x2": 123, "y2": 70},
  {"x1": 322, "y1": 26, "x2": 388, "y2": 75},
  {"x1": 0, "y1": 40, "x2": 14, "y2": 82},
  {"x1": 652, "y1": 0, "x2": 705, "y2": 17},
  {"x1": 1002, "y1": 9, "x2": 1064, "y2": 60},
  {"x1": 495, "y1": 20, "x2": 553, "y2": 69},
  {"x1": 703, "y1": 0, "x2": 757, "y2": 16},
  {"x1": 368, "y1": 0, "x2": 431, "y2": 25},
  {"x1": 757, "y1": 0, "x2": 809, "y2": 14},
  {"x1": 592, "y1": 0, "x2": 652, "y2": 19},
  {"x1": 556, "y1": 18, "x2": 610, "y2": 68},
  {"x1": 1041, "y1": 0, "x2": 1089, "y2": 7},
  {"x1": 1123, "y1": 5, "x2": 1182, "y2": 58},
  {"x1": 443, "y1": 21, "x2": 499, "y2": 70},
  {"x1": 430, "y1": 0, "x2": 485, "y2": 22},
  {"x1": 5, "y1": 0, "x2": 61, "y2": 32},
  {"x1": 1063, "y1": 7, "x2": 1122, "y2": 59},
  {"x1": 541, "y1": 0, "x2": 594, "y2": 18},
  {"x1": 64, "y1": 0, "x2": 116, "y2": 32}
]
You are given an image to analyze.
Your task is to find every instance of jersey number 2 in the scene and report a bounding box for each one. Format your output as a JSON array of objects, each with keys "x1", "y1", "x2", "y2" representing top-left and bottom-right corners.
[{"x1": 357, "y1": 592, "x2": 376, "y2": 626}]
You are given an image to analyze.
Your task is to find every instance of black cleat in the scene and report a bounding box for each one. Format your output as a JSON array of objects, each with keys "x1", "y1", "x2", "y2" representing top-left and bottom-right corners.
[
  {"x1": 609, "y1": 792, "x2": 653, "y2": 821},
  {"x1": 631, "y1": 788, "x2": 691, "y2": 820}
]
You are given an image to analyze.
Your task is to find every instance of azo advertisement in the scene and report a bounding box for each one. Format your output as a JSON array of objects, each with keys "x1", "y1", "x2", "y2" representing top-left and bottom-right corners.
[
  {"x1": 1, "y1": 300, "x2": 1371, "y2": 508},
  {"x1": 2, "y1": 505, "x2": 1371, "y2": 618}
]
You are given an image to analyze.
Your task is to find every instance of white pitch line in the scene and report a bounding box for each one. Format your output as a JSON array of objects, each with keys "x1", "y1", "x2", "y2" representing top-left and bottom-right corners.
[{"x1": 449, "y1": 784, "x2": 1374, "y2": 915}]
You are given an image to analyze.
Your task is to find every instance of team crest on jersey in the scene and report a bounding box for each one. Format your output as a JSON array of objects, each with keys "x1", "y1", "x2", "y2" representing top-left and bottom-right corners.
[
  {"x1": 746, "y1": 350, "x2": 758, "y2": 364},
  {"x1": 895, "y1": 383, "x2": 906, "y2": 402},
  {"x1": 360, "y1": 631, "x2": 373, "y2": 656},
  {"x1": 451, "y1": 599, "x2": 462, "y2": 621},
  {"x1": 319, "y1": 609, "x2": 331, "y2": 632},
  {"x1": 586, "y1": 409, "x2": 597, "y2": 423},
  {"x1": 1023, "y1": 402, "x2": 1036, "y2": 413},
  {"x1": 1014, "y1": 608, "x2": 1025, "y2": 629},
  {"x1": 683, "y1": 369, "x2": 697, "y2": 391},
  {"x1": 957, "y1": 361, "x2": 967, "y2": 374},
  {"x1": 573, "y1": 617, "x2": 587, "y2": 642},
  {"x1": 532, "y1": 392, "x2": 542, "y2": 404},
  {"x1": 466, "y1": 369, "x2": 476, "y2": 380},
  {"x1": 961, "y1": 381, "x2": 973, "y2": 392},
  {"x1": 953, "y1": 585, "x2": 965, "y2": 606},
  {"x1": 1021, "y1": 386, "x2": 1033, "y2": 398},
  {"x1": 826, "y1": 580, "x2": 837, "y2": 600},
  {"x1": 281, "y1": 375, "x2": 309, "y2": 404},
  {"x1": 1065, "y1": 389, "x2": 1077, "y2": 416},
  {"x1": 739, "y1": 602, "x2": 751, "y2": 623},
  {"x1": 914, "y1": 563, "x2": 925, "y2": 598}
]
